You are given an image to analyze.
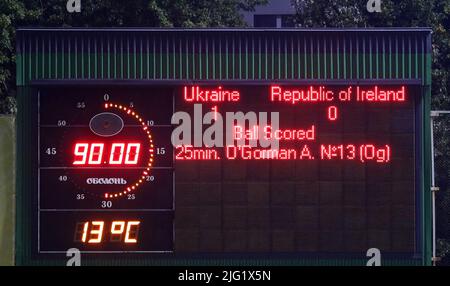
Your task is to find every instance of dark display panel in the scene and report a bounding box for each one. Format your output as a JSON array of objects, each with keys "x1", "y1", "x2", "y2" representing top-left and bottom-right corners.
[{"x1": 38, "y1": 84, "x2": 418, "y2": 255}]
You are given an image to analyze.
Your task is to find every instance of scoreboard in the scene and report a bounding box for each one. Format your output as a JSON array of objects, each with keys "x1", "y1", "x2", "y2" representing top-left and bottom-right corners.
[{"x1": 16, "y1": 28, "x2": 432, "y2": 265}]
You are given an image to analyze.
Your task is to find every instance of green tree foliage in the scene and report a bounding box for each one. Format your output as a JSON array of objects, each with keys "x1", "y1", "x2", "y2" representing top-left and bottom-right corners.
[{"x1": 0, "y1": 0, "x2": 267, "y2": 114}]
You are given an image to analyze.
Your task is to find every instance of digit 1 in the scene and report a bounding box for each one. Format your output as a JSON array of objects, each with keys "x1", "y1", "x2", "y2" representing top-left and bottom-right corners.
[
  {"x1": 74, "y1": 222, "x2": 86, "y2": 242},
  {"x1": 125, "y1": 143, "x2": 141, "y2": 165},
  {"x1": 73, "y1": 143, "x2": 89, "y2": 165},
  {"x1": 109, "y1": 143, "x2": 125, "y2": 164},
  {"x1": 124, "y1": 221, "x2": 140, "y2": 243},
  {"x1": 88, "y1": 143, "x2": 104, "y2": 165}
]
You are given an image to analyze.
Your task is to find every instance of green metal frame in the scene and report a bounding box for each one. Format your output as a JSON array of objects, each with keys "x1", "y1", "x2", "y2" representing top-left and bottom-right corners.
[{"x1": 15, "y1": 28, "x2": 433, "y2": 266}]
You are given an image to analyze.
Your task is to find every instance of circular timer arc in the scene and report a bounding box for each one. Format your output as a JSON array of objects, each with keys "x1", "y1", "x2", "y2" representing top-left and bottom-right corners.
[{"x1": 103, "y1": 103, "x2": 154, "y2": 199}]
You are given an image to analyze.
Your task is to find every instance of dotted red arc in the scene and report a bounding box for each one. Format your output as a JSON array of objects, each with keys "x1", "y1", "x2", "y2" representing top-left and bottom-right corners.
[{"x1": 103, "y1": 103, "x2": 154, "y2": 199}]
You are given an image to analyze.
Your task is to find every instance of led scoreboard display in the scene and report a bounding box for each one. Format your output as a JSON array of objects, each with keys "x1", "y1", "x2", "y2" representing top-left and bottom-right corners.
[{"x1": 16, "y1": 28, "x2": 432, "y2": 265}]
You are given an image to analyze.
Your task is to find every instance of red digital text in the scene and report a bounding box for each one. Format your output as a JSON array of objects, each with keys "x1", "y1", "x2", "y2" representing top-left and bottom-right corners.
[
  {"x1": 184, "y1": 86, "x2": 240, "y2": 102},
  {"x1": 175, "y1": 144, "x2": 391, "y2": 163},
  {"x1": 73, "y1": 142, "x2": 141, "y2": 165}
]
